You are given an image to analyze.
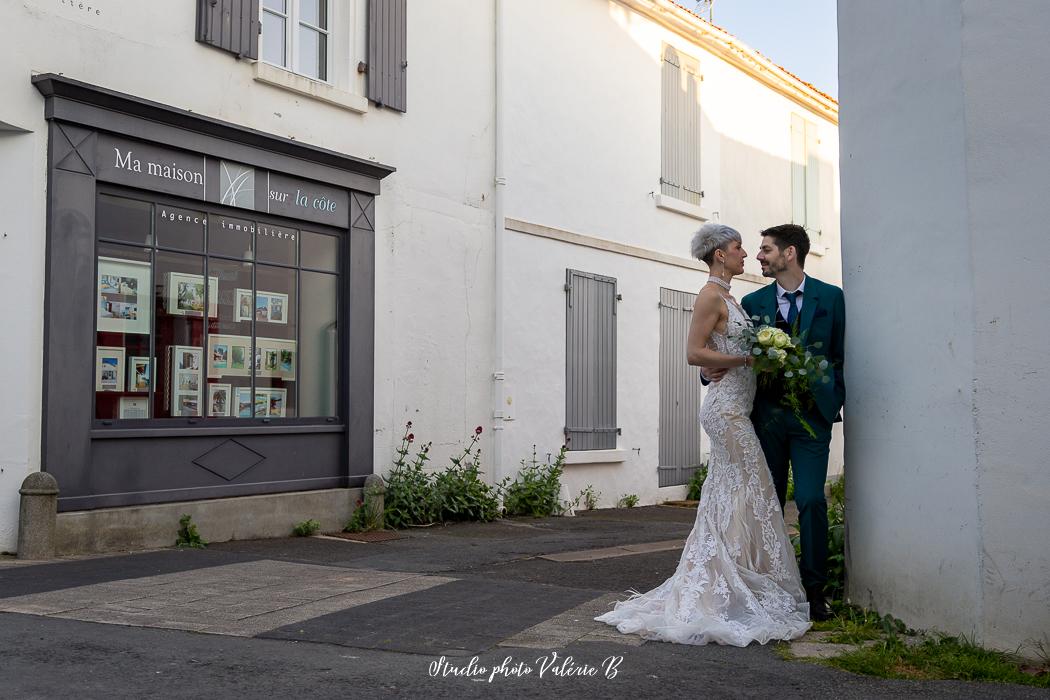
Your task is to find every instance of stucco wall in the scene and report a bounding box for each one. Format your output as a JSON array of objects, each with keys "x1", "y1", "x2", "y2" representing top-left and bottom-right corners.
[
  {"x1": 501, "y1": 0, "x2": 843, "y2": 505},
  {"x1": 0, "y1": 0, "x2": 497, "y2": 551},
  {"x1": 839, "y1": 0, "x2": 1050, "y2": 651}
]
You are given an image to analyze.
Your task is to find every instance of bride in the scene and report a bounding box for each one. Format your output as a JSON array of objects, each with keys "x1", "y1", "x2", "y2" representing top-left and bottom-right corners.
[{"x1": 595, "y1": 223, "x2": 811, "y2": 646}]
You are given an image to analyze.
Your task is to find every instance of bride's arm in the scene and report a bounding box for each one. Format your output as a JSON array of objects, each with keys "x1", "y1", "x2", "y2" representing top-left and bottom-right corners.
[{"x1": 686, "y1": 292, "x2": 753, "y2": 369}]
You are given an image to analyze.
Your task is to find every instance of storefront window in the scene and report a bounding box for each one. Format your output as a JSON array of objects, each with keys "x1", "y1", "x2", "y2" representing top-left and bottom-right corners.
[{"x1": 94, "y1": 192, "x2": 341, "y2": 424}]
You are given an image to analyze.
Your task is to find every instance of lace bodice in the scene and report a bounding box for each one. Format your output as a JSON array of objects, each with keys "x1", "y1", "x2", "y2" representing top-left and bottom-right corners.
[{"x1": 705, "y1": 295, "x2": 757, "y2": 416}]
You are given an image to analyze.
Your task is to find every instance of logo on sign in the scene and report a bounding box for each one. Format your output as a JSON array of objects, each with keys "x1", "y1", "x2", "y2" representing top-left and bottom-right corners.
[{"x1": 220, "y1": 161, "x2": 255, "y2": 208}]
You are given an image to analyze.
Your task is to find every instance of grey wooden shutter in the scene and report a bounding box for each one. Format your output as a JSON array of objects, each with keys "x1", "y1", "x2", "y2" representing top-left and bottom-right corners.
[
  {"x1": 661, "y1": 45, "x2": 702, "y2": 205},
  {"x1": 661, "y1": 46, "x2": 682, "y2": 200},
  {"x1": 680, "y1": 62, "x2": 703, "y2": 206},
  {"x1": 565, "y1": 270, "x2": 618, "y2": 451},
  {"x1": 791, "y1": 114, "x2": 807, "y2": 227},
  {"x1": 196, "y1": 0, "x2": 260, "y2": 59},
  {"x1": 366, "y1": 0, "x2": 408, "y2": 112},
  {"x1": 805, "y1": 121, "x2": 821, "y2": 234},
  {"x1": 658, "y1": 288, "x2": 705, "y2": 486}
]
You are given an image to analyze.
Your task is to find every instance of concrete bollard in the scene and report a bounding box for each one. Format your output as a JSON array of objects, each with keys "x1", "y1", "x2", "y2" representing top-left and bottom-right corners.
[
  {"x1": 363, "y1": 474, "x2": 387, "y2": 530},
  {"x1": 17, "y1": 472, "x2": 60, "y2": 560}
]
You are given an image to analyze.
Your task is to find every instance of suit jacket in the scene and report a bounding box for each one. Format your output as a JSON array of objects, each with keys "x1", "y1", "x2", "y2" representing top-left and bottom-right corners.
[{"x1": 741, "y1": 276, "x2": 845, "y2": 424}]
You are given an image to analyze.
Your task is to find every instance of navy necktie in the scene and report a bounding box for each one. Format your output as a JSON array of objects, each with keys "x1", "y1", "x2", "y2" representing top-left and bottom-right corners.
[{"x1": 784, "y1": 290, "x2": 801, "y2": 330}]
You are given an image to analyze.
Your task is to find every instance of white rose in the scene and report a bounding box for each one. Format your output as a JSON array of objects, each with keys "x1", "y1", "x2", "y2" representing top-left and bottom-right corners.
[
  {"x1": 756, "y1": 328, "x2": 775, "y2": 346},
  {"x1": 772, "y1": 330, "x2": 791, "y2": 348}
]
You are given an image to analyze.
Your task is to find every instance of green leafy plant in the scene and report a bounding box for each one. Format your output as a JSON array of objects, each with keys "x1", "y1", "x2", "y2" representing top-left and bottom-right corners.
[
  {"x1": 825, "y1": 473, "x2": 846, "y2": 601},
  {"x1": 432, "y1": 426, "x2": 501, "y2": 522},
  {"x1": 292, "y1": 519, "x2": 320, "y2": 537},
  {"x1": 786, "y1": 467, "x2": 795, "y2": 501},
  {"x1": 578, "y1": 484, "x2": 601, "y2": 511},
  {"x1": 384, "y1": 422, "x2": 438, "y2": 528},
  {"x1": 502, "y1": 445, "x2": 568, "y2": 517},
  {"x1": 617, "y1": 494, "x2": 639, "y2": 508},
  {"x1": 175, "y1": 514, "x2": 206, "y2": 549},
  {"x1": 686, "y1": 464, "x2": 708, "y2": 500}
]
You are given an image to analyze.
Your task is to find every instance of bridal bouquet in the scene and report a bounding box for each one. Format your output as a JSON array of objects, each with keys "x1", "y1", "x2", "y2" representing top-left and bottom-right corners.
[{"x1": 745, "y1": 319, "x2": 831, "y2": 438}]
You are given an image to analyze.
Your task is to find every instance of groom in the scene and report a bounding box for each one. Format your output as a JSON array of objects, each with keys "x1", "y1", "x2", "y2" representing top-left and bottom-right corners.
[{"x1": 704, "y1": 224, "x2": 845, "y2": 621}]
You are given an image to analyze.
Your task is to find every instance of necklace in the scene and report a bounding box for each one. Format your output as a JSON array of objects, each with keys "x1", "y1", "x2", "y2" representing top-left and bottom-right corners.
[{"x1": 707, "y1": 277, "x2": 731, "y2": 292}]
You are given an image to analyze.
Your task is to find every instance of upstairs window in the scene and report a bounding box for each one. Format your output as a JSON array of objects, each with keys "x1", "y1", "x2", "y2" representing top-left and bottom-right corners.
[
  {"x1": 791, "y1": 113, "x2": 821, "y2": 235},
  {"x1": 262, "y1": 0, "x2": 330, "y2": 81}
]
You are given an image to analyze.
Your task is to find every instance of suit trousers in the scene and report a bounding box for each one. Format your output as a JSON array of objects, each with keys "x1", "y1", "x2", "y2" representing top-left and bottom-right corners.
[{"x1": 751, "y1": 400, "x2": 832, "y2": 591}]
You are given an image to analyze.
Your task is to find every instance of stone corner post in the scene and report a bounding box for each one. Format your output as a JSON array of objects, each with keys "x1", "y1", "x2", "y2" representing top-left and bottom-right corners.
[
  {"x1": 17, "y1": 471, "x2": 60, "y2": 560},
  {"x1": 363, "y1": 474, "x2": 387, "y2": 529}
]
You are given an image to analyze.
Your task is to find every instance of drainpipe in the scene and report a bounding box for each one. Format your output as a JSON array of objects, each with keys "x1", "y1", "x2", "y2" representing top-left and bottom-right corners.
[{"x1": 492, "y1": 0, "x2": 507, "y2": 485}]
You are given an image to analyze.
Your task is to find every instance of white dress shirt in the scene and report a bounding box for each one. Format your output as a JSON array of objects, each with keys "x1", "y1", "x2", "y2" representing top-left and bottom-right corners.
[{"x1": 775, "y1": 275, "x2": 807, "y2": 321}]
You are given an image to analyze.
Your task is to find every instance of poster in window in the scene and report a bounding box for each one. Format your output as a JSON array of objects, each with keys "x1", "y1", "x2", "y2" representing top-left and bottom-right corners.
[
  {"x1": 237, "y1": 289, "x2": 289, "y2": 324},
  {"x1": 95, "y1": 346, "x2": 126, "y2": 392},
  {"x1": 207, "y1": 334, "x2": 251, "y2": 378},
  {"x1": 170, "y1": 345, "x2": 203, "y2": 416},
  {"x1": 166, "y1": 272, "x2": 219, "y2": 318},
  {"x1": 127, "y1": 356, "x2": 153, "y2": 392},
  {"x1": 255, "y1": 337, "x2": 297, "y2": 380},
  {"x1": 118, "y1": 397, "x2": 149, "y2": 420},
  {"x1": 233, "y1": 386, "x2": 289, "y2": 418},
  {"x1": 207, "y1": 383, "x2": 232, "y2": 417},
  {"x1": 235, "y1": 386, "x2": 253, "y2": 418},
  {"x1": 97, "y1": 257, "x2": 152, "y2": 334}
]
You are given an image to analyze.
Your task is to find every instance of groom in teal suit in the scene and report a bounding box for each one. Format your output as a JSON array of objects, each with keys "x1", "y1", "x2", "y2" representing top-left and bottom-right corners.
[{"x1": 710, "y1": 224, "x2": 845, "y2": 620}]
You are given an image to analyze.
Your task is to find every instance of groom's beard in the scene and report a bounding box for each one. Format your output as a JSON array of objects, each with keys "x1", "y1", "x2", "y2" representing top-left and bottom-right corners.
[{"x1": 761, "y1": 259, "x2": 787, "y2": 278}]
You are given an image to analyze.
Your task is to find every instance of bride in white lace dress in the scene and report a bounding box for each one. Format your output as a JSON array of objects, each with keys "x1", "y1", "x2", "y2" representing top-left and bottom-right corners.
[{"x1": 596, "y1": 223, "x2": 811, "y2": 646}]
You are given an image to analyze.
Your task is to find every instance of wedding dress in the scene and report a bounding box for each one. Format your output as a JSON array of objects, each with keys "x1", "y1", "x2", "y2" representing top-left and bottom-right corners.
[{"x1": 595, "y1": 294, "x2": 811, "y2": 646}]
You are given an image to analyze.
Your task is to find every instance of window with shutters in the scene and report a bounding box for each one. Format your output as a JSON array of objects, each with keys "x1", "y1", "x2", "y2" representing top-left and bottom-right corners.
[
  {"x1": 261, "y1": 0, "x2": 331, "y2": 81},
  {"x1": 565, "y1": 270, "x2": 618, "y2": 452},
  {"x1": 791, "y1": 113, "x2": 821, "y2": 236},
  {"x1": 661, "y1": 45, "x2": 703, "y2": 207},
  {"x1": 658, "y1": 288, "x2": 706, "y2": 486}
]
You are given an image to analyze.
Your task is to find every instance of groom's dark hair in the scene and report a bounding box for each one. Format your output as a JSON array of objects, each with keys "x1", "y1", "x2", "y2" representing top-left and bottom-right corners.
[{"x1": 761, "y1": 224, "x2": 810, "y2": 268}]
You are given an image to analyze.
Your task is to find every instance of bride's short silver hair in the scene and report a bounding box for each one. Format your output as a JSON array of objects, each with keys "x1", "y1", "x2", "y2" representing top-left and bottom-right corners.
[{"x1": 690, "y1": 223, "x2": 742, "y2": 265}]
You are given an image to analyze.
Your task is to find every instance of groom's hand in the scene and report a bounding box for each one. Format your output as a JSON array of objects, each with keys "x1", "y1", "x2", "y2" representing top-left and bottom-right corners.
[{"x1": 701, "y1": 366, "x2": 729, "y2": 383}]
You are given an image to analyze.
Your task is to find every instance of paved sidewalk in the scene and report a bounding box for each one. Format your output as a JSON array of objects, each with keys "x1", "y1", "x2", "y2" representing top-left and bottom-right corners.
[{"x1": 0, "y1": 506, "x2": 1040, "y2": 699}]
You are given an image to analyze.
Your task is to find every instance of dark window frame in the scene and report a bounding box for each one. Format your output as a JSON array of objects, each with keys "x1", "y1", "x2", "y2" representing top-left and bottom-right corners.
[{"x1": 91, "y1": 183, "x2": 347, "y2": 435}]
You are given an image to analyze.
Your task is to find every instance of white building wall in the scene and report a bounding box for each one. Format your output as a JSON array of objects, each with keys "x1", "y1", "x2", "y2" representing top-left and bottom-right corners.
[
  {"x1": 502, "y1": 0, "x2": 842, "y2": 505},
  {"x1": 0, "y1": 0, "x2": 496, "y2": 551},
  {"x1": 1, "y1": 0, "x2": 843, "y2": 549},
  {"x1": 839, "y1": 0, "x2": 1050, "y2": 651}
]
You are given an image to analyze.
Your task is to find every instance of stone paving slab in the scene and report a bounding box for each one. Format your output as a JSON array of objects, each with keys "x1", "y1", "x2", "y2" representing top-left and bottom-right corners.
[
  {"x1": 260, "y1": 577, "x2": 604, "y2": 655},
  {"x1": 498, "y1": 592, "x2": 645, "y2": 649},
  {"x1": 539, "y1": 540, "x2": 684, "y2": 562},
  {"x1": 0, "y1": 559, "x2": 457, "y2": 638}
]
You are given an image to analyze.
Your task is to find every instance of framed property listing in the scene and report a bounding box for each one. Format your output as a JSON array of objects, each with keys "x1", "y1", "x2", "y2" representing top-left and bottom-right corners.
[
  {"x1": 235, "y1": 288, "x2": 289, "y2": 324},
  {"x1": 255, "y1": 337, "x2": 297, "y2": 381},
  {"x1": 95, "y1": 346, "x2": 126, "y2": 392},
  {"x1": 118, "y1": 397, "x2": 149, "y2": 419},
  {"x1": 207, "y1": 334, "x2": 251, "y2": 378},
  {"x1": 234, "y1": 386, "x2": 287, "y2": 418},
  {"x1": 207, "y1": 383, "x2": 232, "y2": 417},
  {"x1": 127, "y1": 356, "x2": 153, "y2": 392},
  {"x1": 166, "y1": 272, "x2": 219, "y2": 318},
  {"x1": 170, "y1": 345, "x2": 203, "y2": 416},
  {"x1": 97, "y1": 257, "x2": 151, "y2": 334}
]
